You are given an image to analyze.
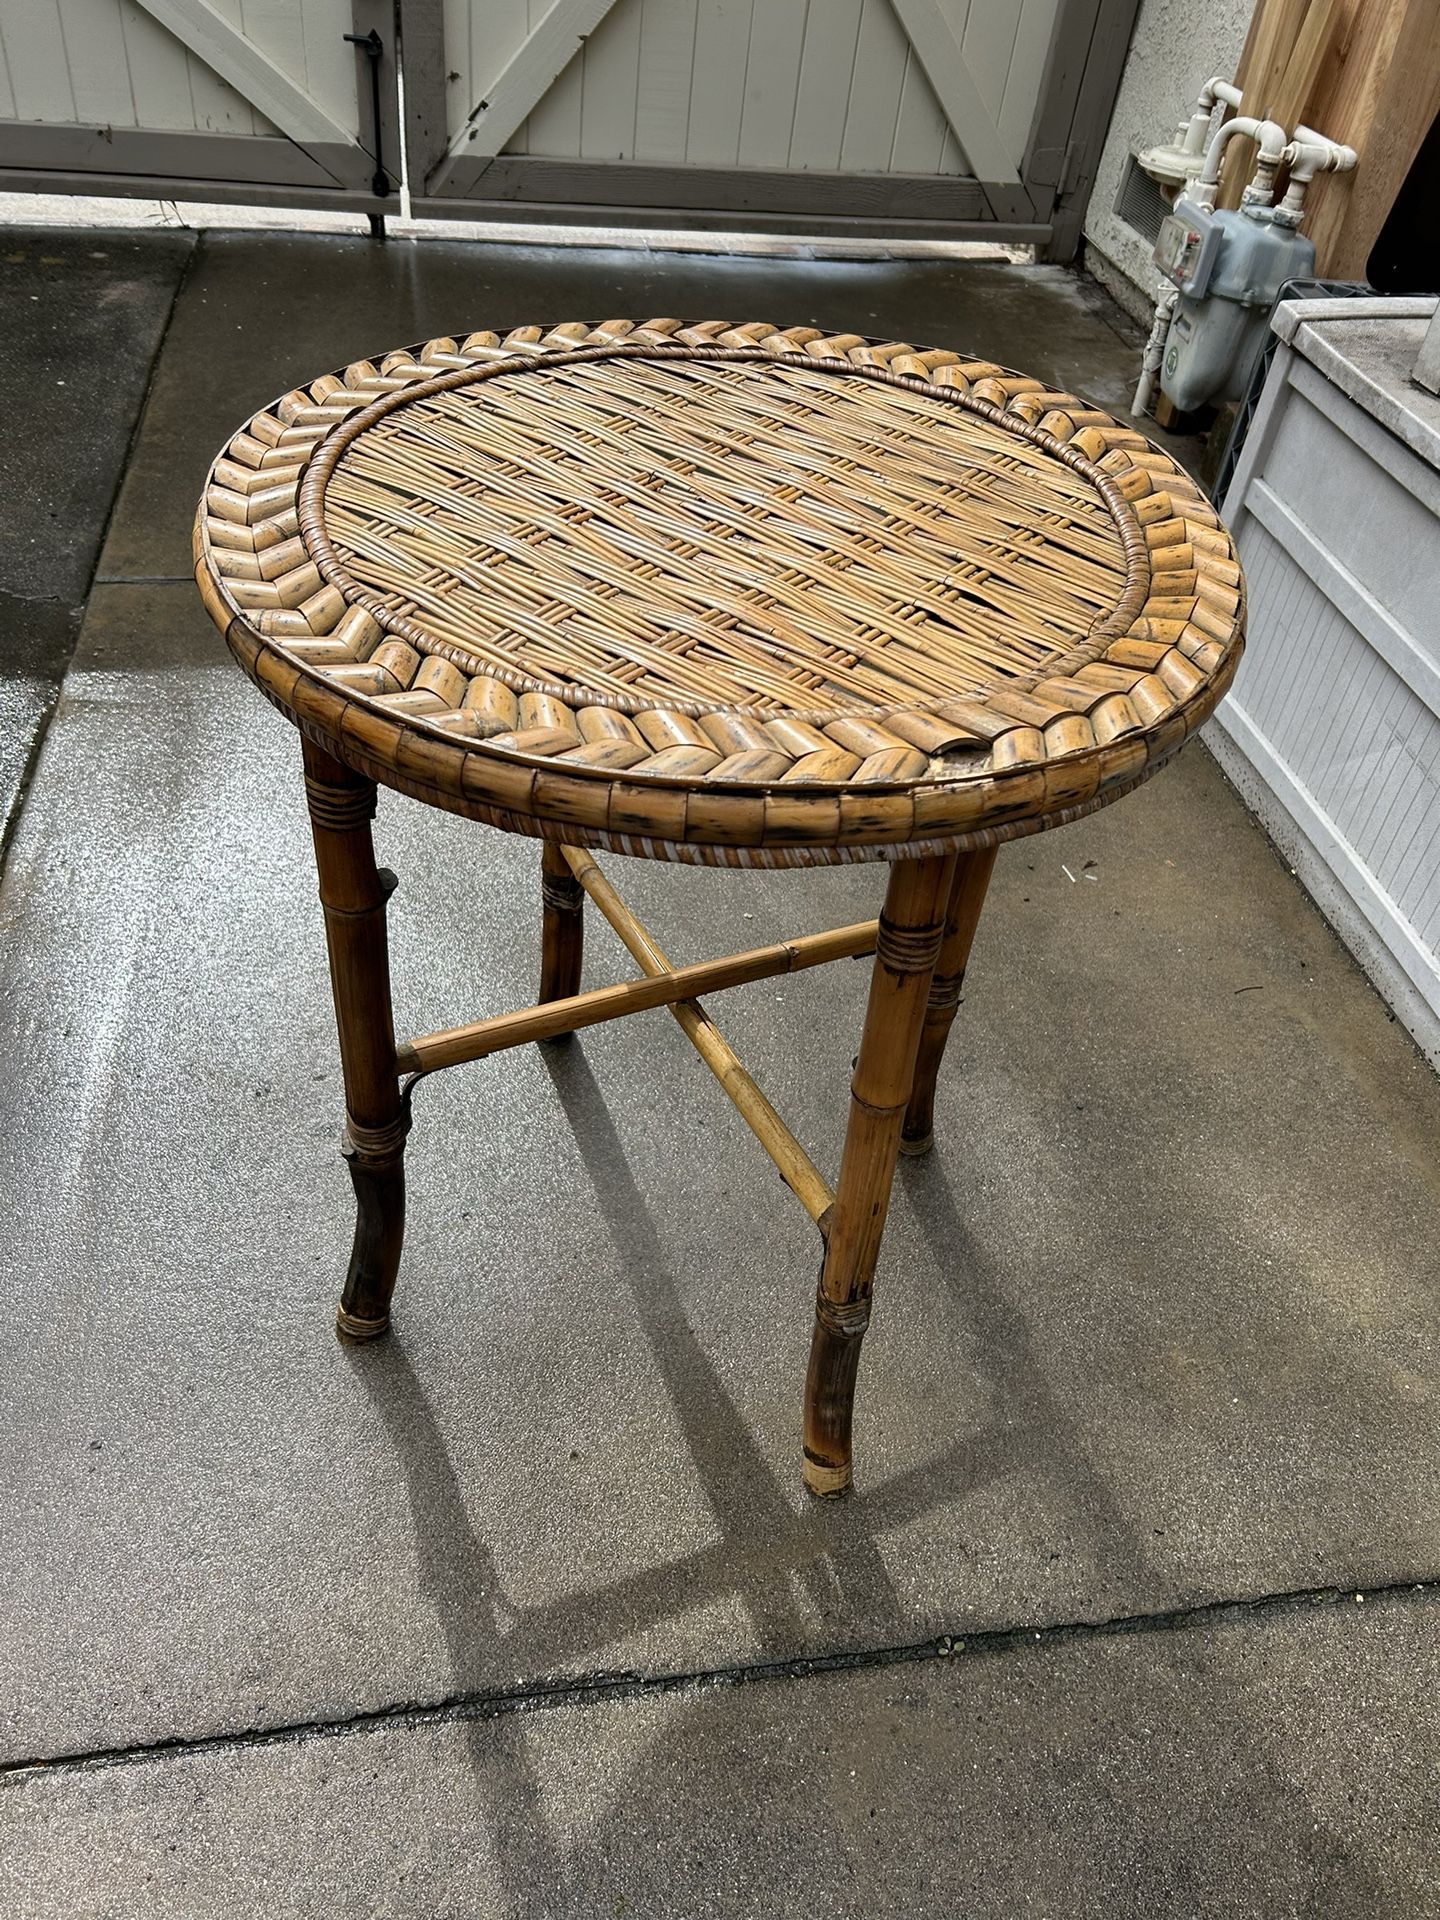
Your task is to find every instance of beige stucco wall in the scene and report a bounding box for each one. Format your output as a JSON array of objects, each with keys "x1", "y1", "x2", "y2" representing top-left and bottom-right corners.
[{"x1": 1083, "y1": 0, "x2": 1253, "y2": 322}]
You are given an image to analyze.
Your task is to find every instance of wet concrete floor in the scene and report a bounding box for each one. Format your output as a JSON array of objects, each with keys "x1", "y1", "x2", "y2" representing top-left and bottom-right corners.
[{"x1": 1, "y1": 227, "x2": 1437, "y2": 1916}]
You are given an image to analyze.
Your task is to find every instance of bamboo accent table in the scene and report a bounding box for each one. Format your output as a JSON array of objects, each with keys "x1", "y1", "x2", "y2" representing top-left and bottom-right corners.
[{"x1": 194, "y1": 320, "x2": 1244, "y2": 1496}]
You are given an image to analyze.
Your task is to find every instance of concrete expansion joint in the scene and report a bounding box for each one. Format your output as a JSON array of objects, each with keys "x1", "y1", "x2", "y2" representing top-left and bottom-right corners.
[{"x1": 7, "y1": 1573, "x2": 1435, "y2": 1786}]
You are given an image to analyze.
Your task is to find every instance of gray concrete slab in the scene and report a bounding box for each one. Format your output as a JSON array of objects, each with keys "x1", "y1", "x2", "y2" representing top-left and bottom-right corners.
[
  {"x1": 0, "y1": 229, "x2": 192, "y2": 850},
  {"x1": 3, "y1": 578, "x2": 1439, "y2": 1774},
  {"x1": 0, "y1": 593, "x2": 79, "y2": 861},
  {"x1": 4, "y1": 1588, "x2": 1437, "y2": 1918},
  {"x1": 0, "y1": 230, "x2": 192, "y2": 602},
  {"x1": 97, "y1": 230, "x2": 1188, "y2": 583}
]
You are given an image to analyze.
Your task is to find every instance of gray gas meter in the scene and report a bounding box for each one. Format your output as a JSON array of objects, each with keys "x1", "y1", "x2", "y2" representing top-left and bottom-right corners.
[
  {"x1": 1155, "y1": 197, "x2": 1315, "y2": 412},
  {"x1": 1155, "y1": 204, "x2": 1224, "y2": 298}
]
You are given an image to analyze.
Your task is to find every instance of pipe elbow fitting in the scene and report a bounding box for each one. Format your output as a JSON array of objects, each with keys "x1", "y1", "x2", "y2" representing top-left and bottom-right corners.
[{"x1": 1293, "y1": 126, "x2": 1358, "y2": 173}]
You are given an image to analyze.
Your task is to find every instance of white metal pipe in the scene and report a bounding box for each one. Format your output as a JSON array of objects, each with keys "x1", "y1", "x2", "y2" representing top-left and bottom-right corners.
[
  {"x1": 1132, "y1": 286, "x2": 1177, "y2": 416},
  {"x1": 1191, "y1": 116, "x2": 1287, "y2": 210},
  {"x1": 1180, "y1": 76, "x2": 1243, "y2": 159},
  {"x1": 1273, "y1": 124, "x2": 1358, "y2": 223}
]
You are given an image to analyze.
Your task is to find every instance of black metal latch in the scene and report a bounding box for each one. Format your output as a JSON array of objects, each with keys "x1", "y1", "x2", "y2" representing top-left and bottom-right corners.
[{"x1": 344, "y1": 28, "x2": 391, "y2": 199}]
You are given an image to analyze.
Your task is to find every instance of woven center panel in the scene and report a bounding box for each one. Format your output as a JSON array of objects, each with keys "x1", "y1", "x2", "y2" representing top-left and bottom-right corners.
[{"x1": 322, "y1": 354, "x2": 1128, "y2": 714}]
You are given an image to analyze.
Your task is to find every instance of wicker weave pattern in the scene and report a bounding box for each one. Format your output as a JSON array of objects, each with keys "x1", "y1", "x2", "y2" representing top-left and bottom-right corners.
[
  {"x1": 322, "y1": 356, "x2": 1128, "y2": 713},
  {"x1": 194, "y1": 319, "x2": 1244, "y2": 865}
]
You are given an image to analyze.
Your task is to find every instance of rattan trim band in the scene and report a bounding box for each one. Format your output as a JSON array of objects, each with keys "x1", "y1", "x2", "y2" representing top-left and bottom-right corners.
[
  {"x1": 814, "y1": 1292, "x2": 872, "y2": 1339},
  {"x1": 304, "y1": 772, "x2": 377, "y2": 833},
  {"x1": 344, "y1": 1112, "x2": 411, "y2": 1165}
]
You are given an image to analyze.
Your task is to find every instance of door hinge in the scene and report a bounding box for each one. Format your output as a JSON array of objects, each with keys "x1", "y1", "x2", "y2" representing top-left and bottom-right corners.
[{"x1": 1027, "y1": 143, "x2": 1078, "y2": 196}]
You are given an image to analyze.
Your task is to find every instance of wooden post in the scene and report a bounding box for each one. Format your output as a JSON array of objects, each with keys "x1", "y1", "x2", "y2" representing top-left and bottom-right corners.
[
  {"x1": 803, "y1": 853, "x2": 956, "y2": 1496},
  {"x1": 900, "y1": 846, "x2": 997, "y2": 1156},
  {"x1": 538, "y1": 840, "x2": 584, "y2": 1009},
  {"x1": 302, "y1": 736, "x2": 408, "y2": 1341}
]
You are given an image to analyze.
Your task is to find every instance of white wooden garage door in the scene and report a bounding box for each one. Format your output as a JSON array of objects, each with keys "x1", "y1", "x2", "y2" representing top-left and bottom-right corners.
[
  {"x1": 400, "y1": 0, "x2": 1138, "y2": 253},
  {"x1": 0, "y1": 0, "x2": 398, "y2": 208},
  {"x1": 0, "y1": 0, "x2": 1136, "y2": 255}
]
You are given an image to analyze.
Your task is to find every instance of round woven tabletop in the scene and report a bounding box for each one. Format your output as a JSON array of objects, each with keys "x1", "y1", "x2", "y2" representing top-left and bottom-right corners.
[{"x1": 194, "y1": 320, "x2": 1244, "y2": 867}]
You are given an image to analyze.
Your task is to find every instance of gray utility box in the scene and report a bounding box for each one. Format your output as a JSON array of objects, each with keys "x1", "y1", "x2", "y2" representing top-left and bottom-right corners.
[
  {"x1": 1210, "y1": 296, "x2": 1440, "y2": 1069},
  {"x1": 1156, "y1": 202, "x2": 1316, "y2": 411}
]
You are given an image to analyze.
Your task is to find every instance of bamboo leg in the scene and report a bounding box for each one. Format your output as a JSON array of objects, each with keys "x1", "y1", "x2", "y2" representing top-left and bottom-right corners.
[
  {"x1": 900, "y1": 846, "x2": 997, "y2": 1157},
  {"x1": 539, "y1": 840, "x2": 584, "y2": 1010},
  {"x1": 803, "y1": 853, "x2": 957, "y2": 1496},
  {"x1": 302, "y1": 737, "x2": 408, "y2": 1342}
]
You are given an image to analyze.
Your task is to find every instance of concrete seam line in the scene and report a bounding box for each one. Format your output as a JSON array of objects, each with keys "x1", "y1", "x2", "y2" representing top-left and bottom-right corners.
[{"x1": 5, "y1": 1574, "x2": 1436, "y2": 1784}]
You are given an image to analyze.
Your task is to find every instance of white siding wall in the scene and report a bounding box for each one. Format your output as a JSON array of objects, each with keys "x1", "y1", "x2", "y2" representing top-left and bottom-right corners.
[
  {"x1": 1081, "y1": 0, "x2": 1250, "y2": 321},
  {"x1": 1209, "y1": 308, "x2": 1440, "y2": 1068},
  {"x1": 442, "y1": 0, "x2": 1063, "y2": 178},
  {"x1": 0, "y1": 0, "x2": 367, "y2": 142}
]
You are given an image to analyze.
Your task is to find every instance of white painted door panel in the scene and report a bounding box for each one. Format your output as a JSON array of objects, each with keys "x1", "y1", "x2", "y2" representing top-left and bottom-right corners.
[{"x1": 0, "y1": 0, "x2": 397, "y2": 202}]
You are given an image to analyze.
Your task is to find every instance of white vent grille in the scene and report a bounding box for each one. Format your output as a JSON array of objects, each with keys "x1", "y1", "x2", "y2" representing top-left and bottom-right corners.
[{"x1": 1114, "y1": 155, "x2": 1169, "y2": 245}]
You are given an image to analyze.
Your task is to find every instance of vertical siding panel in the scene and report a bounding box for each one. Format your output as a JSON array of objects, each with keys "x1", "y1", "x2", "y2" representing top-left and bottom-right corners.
[
  {"x1": 6, "y1": 0, "x2": 76, "y2": 120},
  {"x1": 634, "y1": 0, "x2": 698, "y2": 162},
  {"x1": 961, "y1": 0, "x2": 1021, "y2": 121},
  {"x1": 838, "y1": 0, "x2": 909, "y2": 172},
  {"x1": 118, "y1": 3, "x2": 199, "y2": 130},
  {"x1": 239, "y1": 0, "x2": 305, "y2": 122},
  {"x1": 998, "y1": 0, "x2": 1060, "y2": 167},
  {"x1": 466, "y1": 0, "x2": 531, "y2": 148},
  {"x1": 299, "y1": 0, "x2": 359, "y2": 139},
  {"x1": 1340, "y1": 658, "x2": 1399, "y2": 855},
  {"x1": 736, "y1": 0, "x2": 807, "y2": 169},
  {"x1": 442, "y1": 0, "x2": 469, "y2": 142},
  {"x1": 1315, "y1": 645, "x2": 1379, "y2": 830},
  {"x1": 0, "y1": 31, "x2": 16, "y2": 119},
  {"x1": 183, "y1": 0, "x2": 262, "y2": 138},
  {"x1": 788, "y1": 0, "x2": 861, "y2": 170},
  {"x1": 1358, "y1": 688, "x2": 1423, "y2": 887},
  {"x1": 686, "y1": 0, "x2": 753, "y2": 165},
  {"x1": 1350, "y1": 677, "x2": 1413, "y2": 870},
  {"x1": 526, "y1": 48, "x2": 585, "y2": 155},
  {"x1": 938, "y1": 123, "x2": 971, "y2": 177},
  {"x1": 1407, "y1": 756, "x2": 1440, "y2": 947},
  {"x1": 1226, "y1": 394, "x2": 1439, "y2": 1049},
  {"x1": 580, "y1": 0, "x2": 643, "y2": 158},
  {"x1": 1230, "y1": 508, "x2": 1440, "y2": 1020},
  {"x1": 1323, "y1": 633, "x2": 1384, "y2": 833},
  {"x1": 185, "y1": 59, "x2": 264, "y2": 136},
  {"x1": 889, "y1": 49, "x2": 947, "y2": 174},
  {"x1": 55, "y1": 0, "x2": 136, "y2": 127},
  {"x1": 1387, "y1": 727, "x2": 1440, "y2": 913}
]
